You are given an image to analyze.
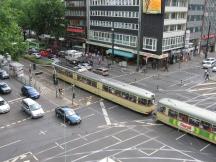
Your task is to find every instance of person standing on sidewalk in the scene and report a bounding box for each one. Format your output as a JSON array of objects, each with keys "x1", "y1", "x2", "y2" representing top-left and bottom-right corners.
[{"x1": 205, "y1": 70, "x2": 210, "y2": 81}]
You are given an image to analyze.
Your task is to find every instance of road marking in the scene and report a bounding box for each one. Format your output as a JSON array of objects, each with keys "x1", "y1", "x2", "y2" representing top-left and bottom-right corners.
[
  {"x1": 176, "y1": 134, "x2": 186, "y2": 140},
  {"x1": 82, "y1": 114, "x2": 94, "y2": 120},
  {"x1": 0, "y1": 140, "x2": 22, "y2": 149},
  {"x1": 55, "y1": 142, "x2": 64, "y2": 150},
  {"x1": 8, "y1": 97, "x2": 25, "y2": 103},
  {"x1": 199, "y1": 82, "x2": 216, "y2": 86},
  {"x1": 39, "y1": 130, "x2": 47, "y2": 135},
  {"x1": 100, "y1": 101, "x2": 111, "y2": 126},
  {"x1": 189, "y1": 87, "x2": 216, "y2": 92},
  {"x1": 112, "y1": 135, "x2": 122, "y2": 142},
  {"x1": 202, "y1": 92, "x2": 216, "y2": 96},
  {"x1": 200, "y1": 144, "x2": 210, "y2": 152}
]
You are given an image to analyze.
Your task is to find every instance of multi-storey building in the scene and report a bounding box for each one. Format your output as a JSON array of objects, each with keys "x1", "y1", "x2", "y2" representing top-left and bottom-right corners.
[
  {"x1": 86, "y1": 0, "x2": 189, "y2": 65},
  {"x1": 65, "y1": 0, "x2": 86, "y2": 47},
  {"x1": 187, "y1": 0, "x2": 204, "y2": 46},
  {"x1": 201, "y1": 0, "x2": 216, "y2": 53}
]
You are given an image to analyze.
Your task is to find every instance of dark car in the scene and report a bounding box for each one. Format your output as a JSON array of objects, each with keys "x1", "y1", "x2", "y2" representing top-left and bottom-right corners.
[
  {"x1": 0, "y1": 82, "x2": 11, "y2": 94},
  {"x1": 0, "y1": 70, "x2": 9, "y2": 79},
  {"x1": 21, "y1": 85, "x2": 40, "y2": 99},
  {"x1": 55, "y1": 106, "x2": 81, "y2": 125}
]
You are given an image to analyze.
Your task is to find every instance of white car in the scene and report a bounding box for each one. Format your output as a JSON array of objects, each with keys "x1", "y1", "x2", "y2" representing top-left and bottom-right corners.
[
  {"x1": 202, "y1": 61, "x2": 216, "y2": 69},
  {"x1": 78, "y1": 63, "x2": 92, "y2": 71},
  {"x1": 202, "y1": 57, "x2": 216, "y2": 64},
  {"x1": 32, "y1": 53, "x2": 41, "y2": 59},
  {"x1": 21, "y1": 98, "x2": 44, "y2": 118},
  {"x1": 212, "y1": 66, "x2": 216, "y2": 72},
  {"x1": 0, "y1": 97, "x2": 10, "y2": 113}
]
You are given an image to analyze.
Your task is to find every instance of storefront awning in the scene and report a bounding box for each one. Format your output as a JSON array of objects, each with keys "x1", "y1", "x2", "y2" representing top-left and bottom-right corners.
[{"x1": 106, "y1": 49, "x2": 134, "y2": 58}]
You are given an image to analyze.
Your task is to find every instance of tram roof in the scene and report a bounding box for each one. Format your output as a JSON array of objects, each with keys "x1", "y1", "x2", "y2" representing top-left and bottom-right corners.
[
  {"x1": 53, "y1": 63, "x2": 155, "y2": 99},
  {"x1": 79, "y1": 70, "x2": 155, "y2": 99},
  {"x1": 159, "y1": 98, "x2": 216, "y2": 125}
]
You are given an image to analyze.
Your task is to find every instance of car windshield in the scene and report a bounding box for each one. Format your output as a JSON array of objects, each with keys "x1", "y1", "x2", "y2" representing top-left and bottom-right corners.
[
  {"x1": 0, "y1": 84, "x2": 7, "y2": 88},
  {"x1": 207, "y1": 58, "x2": 214, "y2": 61},
  {"x1": 65, "y1": 110, "x2": 75, "y2": 116},
  {"x1": 30, "y1": 103, "x2": 41, "y2": 111},
  {"x1": 0, "y1": 100, "x2": 5, "y2": 106}
]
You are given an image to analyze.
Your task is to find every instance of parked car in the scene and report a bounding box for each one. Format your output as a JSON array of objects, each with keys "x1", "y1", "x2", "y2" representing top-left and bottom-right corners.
[
  {"x1": 0, "y1": 82, "x2": 11, "y2": 94},
  {"x1": 0, "y1": 97, "x2": 10, "y2": 113},
  {"x1": 202, "y1": 57, "x2": 216, "y2": 64},
  {"x1": 32, "y1": 52, "x2": 41, "y2": 59},
  {"x1": 0, "y1": 70, "x2": 9, "y2": 79},
  {"x1": 92, "y1": 67, "x2": 109, "y2": 76},
  {"x1": 21, "y1": 85, "x2": 40, "y2": 99},
  {"x1": 212, "y1": 66, "x2": 216, "y2": 72},
  {"x1": 78, "y1": 63, "x2": 92, "y2": 71},
  {"x1": 55, "y1": 106, "x2": 81, "y2": 125},
  {"x1": 202, "y1": 61, "x2": 216, "y2": 69},
  {"x1": 21, "y1": 98, "x2": 44, "y2": 118}
]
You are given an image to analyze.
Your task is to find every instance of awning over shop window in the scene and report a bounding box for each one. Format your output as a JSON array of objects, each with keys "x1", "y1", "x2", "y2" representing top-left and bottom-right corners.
[{"x1": 106, "y1": 49, "x2": 134, "y2": 58}]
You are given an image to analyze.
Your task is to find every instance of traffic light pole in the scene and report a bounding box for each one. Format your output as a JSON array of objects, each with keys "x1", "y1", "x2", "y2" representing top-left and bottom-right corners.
[{"x1": 72, "y1": 84, "x2": 75, "y2": 106}]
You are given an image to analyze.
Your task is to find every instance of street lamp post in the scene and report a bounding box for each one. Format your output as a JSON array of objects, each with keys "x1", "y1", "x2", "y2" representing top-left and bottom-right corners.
[
  {"x1": 136, "y1": 0, "x2": 142, "y2": 71},
  {"x1": 111, "y1": 26, "x2": 114, "y2": 65},
  {"x1": 205, "y1": 22, "x2": 211, "y2": 59},
  {"x1": 71, "y1": 84, "x2": 75, "y2": 106}
]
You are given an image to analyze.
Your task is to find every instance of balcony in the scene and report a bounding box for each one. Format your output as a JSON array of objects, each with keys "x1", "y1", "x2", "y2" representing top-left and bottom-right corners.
[
  {"x1": 163, "y1": 30, "x2": 185, "y2": 38},
  {"x1": 165, "y1": 6, "x2": 188, "y2": 13},
  {"x1": 164, "y1": 19, "x2": 187, "y2": 25}
]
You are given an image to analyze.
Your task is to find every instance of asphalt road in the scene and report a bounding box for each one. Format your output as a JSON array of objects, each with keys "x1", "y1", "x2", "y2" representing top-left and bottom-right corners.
[{"x1": 0, "y1": 57, "x2": 215, "y2": 162}]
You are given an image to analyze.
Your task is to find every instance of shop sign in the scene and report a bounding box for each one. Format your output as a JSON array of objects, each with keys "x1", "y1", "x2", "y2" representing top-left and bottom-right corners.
[
  {"x1": 178, "y1": 121, "x2": 194, "y2": 132},
  {"x1": 202, "y1": 34, "x2": 215, "y2": 40},
  {"x1": 67, "y1": 26, "x2": 85, "y2": 33}
]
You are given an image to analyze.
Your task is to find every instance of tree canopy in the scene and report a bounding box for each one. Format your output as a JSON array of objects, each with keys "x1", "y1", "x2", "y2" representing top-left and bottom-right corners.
[{"x1": 0, "y1": 0, "x2": 66, "y2": 60}]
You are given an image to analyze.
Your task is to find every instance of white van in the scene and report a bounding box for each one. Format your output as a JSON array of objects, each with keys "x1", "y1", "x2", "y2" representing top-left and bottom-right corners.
[{"x1": 65, "y1": 50, "x2": 82, "y2": 62}]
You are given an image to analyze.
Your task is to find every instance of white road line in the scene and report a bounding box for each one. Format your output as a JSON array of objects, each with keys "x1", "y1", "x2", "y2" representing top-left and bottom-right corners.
[
  {"x1": 0, "y1": 140, "x2": 22, "y2": 149},
  {"x1": 100, "y1": 101, "x2": 111, "y2": 126},
  {"x1": 176, "y1": 134, "x2": 186, "y2": 140},
  {"x1": 189, "y1": 87, "x2": 216, "y2": 92},
  {"x1": 8, "y1": 97, "x2": 25, "y2": 103},
  {"x1": 202, "y1": 92, "x2": 216, "y2": 96},
  {"x1": 112, "y1": 136, "x2": 122, "y2": 142},
  {"x1": 199, "y1": 82, "x2": 216, "y2": 86},
  {"x1": 200, "y1": 144, "x2": 210, "y2": 152},
  {"x1": 118, "y1": 157, "x2": 200, "y2": 161},
  {"x1": 205, "y1": 103, "x2": 216, "y2": 109},
  {"x1": 30, "y1": 152, "x2": 39, "y2": 161},
  {"x1": 82, "y1": 114, "x2": 95, "y2": 120},
  {"x1": 55, "y1": 142, "x2": 64, "y2": 150}
]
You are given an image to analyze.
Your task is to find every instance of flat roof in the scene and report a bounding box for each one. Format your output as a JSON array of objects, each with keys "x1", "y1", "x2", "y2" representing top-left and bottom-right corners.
[{"x1": 159, "y1": 98, "x2": 216, "y2": 125}]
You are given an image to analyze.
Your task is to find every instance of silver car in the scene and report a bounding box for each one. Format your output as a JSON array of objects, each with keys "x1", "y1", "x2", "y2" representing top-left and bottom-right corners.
[
  {"x1": 0, "y1": 97, "x2": 10, "y2": 113},
  {"x1": 21, "y1": 98, "x2": 44, "y2": 118},
  {"x1": 202, "y1": 61, "x2": 216, "y2": 69}
]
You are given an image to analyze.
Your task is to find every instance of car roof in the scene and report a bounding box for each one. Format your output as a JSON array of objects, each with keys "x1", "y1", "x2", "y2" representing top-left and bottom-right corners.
[
  {"x1": 22, "y1": 98, "x2": 36, "y2": 105},
  {"x1": 23, "y1": 85, "x2": 34, "y2": 89},
  {"x1": 0, "y1": 96, "x2": 4, "y2": 101},
  {"x1": 58, "y1": 106, "x2": 75, "y2": 112},
  {"x1": 0, "y1": 82, "x2": 7, "y2": 86}
]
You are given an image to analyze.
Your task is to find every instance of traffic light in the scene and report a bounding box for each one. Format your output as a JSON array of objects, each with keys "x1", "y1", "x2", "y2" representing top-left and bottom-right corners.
[
  {"x1": 54, "y1": 78, "x2": 58, "y2": 85},
  {"x1": 33, "y1": 63, "x2": 36, "y2": 70},
  {"x1": 73, "y1": 93, "x2": 75, "y2": 98}
]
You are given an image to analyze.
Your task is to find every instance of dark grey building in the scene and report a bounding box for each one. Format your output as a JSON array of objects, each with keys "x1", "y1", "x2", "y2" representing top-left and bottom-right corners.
[{"x1": 65, "y1": 0, "x2": 86, "y2": 47}]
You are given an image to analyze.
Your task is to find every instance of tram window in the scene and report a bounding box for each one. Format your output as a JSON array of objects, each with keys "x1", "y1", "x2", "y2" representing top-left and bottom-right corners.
[
  {"x1": 122, "y1": 92, "x2": 129, "y2": 99},
  {"x1": 109, "y1": 88, "x2": 115, "y2": 94},
  {"x1": 213, "y1": 125, "x2": 216, "y2": 133},
  {"x1": 168, "y1": 109, "x2": 178, "y2": 119},
  {"x1": 200, "y1": 121, "x2": 211, "y2": 131},
  {"x1": 103, "y1": 85, "x2": 109, "y2": 92},
  {"x1": 138, "y1": 98, "x2": 147, "y2": 105},
  {"x1": 115, "y1": 90, "x2": 121, "y2": 97},
  {"x1": 158, "y1": 106, "x2": 166, "y2": 113},
  {"x1": 178, "y1": 113, "x2": 188, "y2": 123},
  {"x1": 92, "y1": 81, "x2": 97, "y2": 87},
  {"x1": 147, "y1": 100, "x2": 153, "y2": 105},
  {"x1": 189, "y1": 117, "x2": 200, "y2": 127},
  {"x1": 77, "y1": 75, "x2": 81, "y2": 81},
  {"x1": 129, "y1": 95, "x2": 136, "y2": 103}
]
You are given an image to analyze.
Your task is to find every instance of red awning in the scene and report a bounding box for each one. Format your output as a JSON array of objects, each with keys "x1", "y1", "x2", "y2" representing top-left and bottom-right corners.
[{"x1": 67, "y1": 26, "x2": 85, "y2": 33}]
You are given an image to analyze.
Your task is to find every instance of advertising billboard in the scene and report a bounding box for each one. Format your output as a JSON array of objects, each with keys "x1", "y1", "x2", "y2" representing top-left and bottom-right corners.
[{"x1": 143, "y1": 0, "x2": 162, "y2": 14}]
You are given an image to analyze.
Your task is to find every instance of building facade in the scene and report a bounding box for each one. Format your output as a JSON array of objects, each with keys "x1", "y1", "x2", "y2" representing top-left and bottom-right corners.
[
  {"x1": 65, "y1": 0, "x2": 86, "y2": 47},
  {"x1": 86, "y1": 0, "x2": 189, "y2": 65}
]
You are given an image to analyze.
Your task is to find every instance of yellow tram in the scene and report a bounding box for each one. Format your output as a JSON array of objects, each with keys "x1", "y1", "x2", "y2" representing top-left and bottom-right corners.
[{"x1": 53, "y1": 63, "x2": 155, "y2": 114}]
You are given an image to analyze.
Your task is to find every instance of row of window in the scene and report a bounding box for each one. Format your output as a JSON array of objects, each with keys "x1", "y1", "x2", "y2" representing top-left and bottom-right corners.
[
  {"x1": 165, "y1": 13, "x2": 186, "y2": 20},
  {"x1": 90, "y1": 11, "x2": 138, "y2": 18},
  {"x1": 162, "y1": 36, "x2": 184, "y2": 51},
  {"x1": 188, "y1": 27, "x2": 201, "y2": 33},
  {"x1": 164, "y1": 25, "x2": 185, "y2": 32},
  {"x1": 65, "y1": 1, "x2": 85, "y2": 7},
  {"x1": 65, "y1": 10, "x2": 86, "y2": 17},
  {"x1": 188, "y1": 15, "x2": 202, "y2": 22},
  {"x1": 90, "y1": 20, "x2": 139, "y2": 30},
  {"x1": 103, "y1": 85, "x2": 154, "y2": 106},
  {"x1": 90, "y1": 0, "x2": 139, "y2": 6},
  {"x1": 188, "y1": 4, "x2": 204, "y2": 11},
  {"x1": 88, "y1": 30, "x2": 137, "y2": 47},
  {"x1": 77, "y1": 75, "x2": 97, "y2": 87},
  {"x1": 165, "y1": 0, "x2": 187, "y2": 7},
  {"x1": 167, "y1": 108, "x2": 216, "y2": 133}
]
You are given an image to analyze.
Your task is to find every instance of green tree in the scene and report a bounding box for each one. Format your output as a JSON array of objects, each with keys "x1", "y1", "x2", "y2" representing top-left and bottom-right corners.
[{"x1": 0, "y1": 0, "x2": 27, "y2": 60}]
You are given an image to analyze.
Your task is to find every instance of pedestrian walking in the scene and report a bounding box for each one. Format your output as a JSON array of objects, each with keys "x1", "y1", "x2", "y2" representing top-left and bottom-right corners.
[
  {"x1": 204, "y1": 69, "x2": 208, "y2": 78},
  {"x1": 205, "y1": 71, "x2": 210, "y2": 81}
]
